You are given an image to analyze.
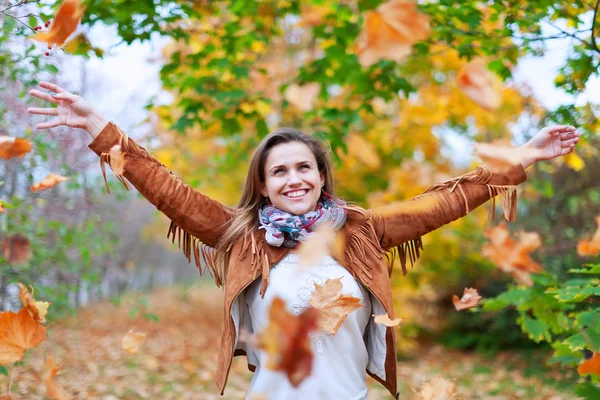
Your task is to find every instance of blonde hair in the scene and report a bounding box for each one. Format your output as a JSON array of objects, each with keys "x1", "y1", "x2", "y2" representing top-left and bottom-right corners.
[{"x1": 214, "y1": 127, "x2": 339, "y2": 275}]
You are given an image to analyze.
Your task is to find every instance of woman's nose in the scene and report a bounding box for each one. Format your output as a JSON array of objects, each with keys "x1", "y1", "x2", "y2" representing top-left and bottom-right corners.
[{"x1": 288, "y1": 171, "x2": 302, "y2": 185}]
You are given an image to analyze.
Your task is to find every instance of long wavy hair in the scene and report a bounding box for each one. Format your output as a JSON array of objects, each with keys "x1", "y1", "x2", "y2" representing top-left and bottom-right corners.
[{"x1": 213, "y1": 127, "x2": 340, "y2": 273}]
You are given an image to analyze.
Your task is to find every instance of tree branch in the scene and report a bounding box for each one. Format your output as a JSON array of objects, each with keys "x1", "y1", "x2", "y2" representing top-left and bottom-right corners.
[
  {"x1": 591, "y1": 0, "x2": 600, "y2": 53},
  {"x1": 543, "y1": 19, "x2": 596, "y2": 51}
]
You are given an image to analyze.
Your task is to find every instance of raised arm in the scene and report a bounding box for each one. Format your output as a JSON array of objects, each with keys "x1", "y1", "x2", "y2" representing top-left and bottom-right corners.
[
  {"x1": 370, "y1": 125, "x2": 580, "y2": 275},
  {"x1": 28, "y1": 82, "x2": 233, "y2": 283}
]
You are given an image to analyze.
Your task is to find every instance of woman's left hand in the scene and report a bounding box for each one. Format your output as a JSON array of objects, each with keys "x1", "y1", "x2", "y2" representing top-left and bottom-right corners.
[{"x1": 520, "y1": 125, "x2": 580, "y2": 168}]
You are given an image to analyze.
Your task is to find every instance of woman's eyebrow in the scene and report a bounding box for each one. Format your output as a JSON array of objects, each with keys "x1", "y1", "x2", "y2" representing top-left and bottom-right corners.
[{"x1": 268, "y1": 160, "x2": 313, "y2": 173}]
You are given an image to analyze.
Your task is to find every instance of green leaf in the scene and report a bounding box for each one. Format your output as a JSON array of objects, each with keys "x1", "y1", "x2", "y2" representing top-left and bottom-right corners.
[
  {"x1": 521, "y1": 315, "x2": 550, "y2": 343},
  {"x1": 569, "y1": 264, "x2": 600, "y2": 274},
  {"x1": 0, "y1": 366, "x2": 7, "y2": 376},
  {"x1": 143, "y1": 312, "x2": 160, "y2": 322},
  {"x1": 575, "y1": 382, "x2": 600, "y2": 399},
  {"x1": 563, "y1": 332, "x2": 587, "y2": 351}
]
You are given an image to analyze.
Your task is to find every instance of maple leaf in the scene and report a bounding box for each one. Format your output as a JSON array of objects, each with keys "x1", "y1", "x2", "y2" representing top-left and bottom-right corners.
[
  {"x1": 0, "y1": 136, "x2": 32, "y2": 160},
  {"x1": 578, "y1": 352, "x2": 600, "y2": 377},
  {"x1": 412, "y1": 376, "x2": 458, "y2": 400},
  {"x1": 257, "y1": 297, "x2": 319, "y2": 387},
  {"x1": 0, "y1": 308, "x2": 47, "y2": 365},
  {"x1": 297, "y1": 224, "x2": 346, "y2": 271},
  {"x1": 577, "y1": 215, "x2": 600, "y2": 257},
  {"x1": 122, "y1": 329, "x2": 147, "y2": 354},
  {"x1": 452, "y1": 288, "x2": 482, "y2": 311},
  {"x1": 30, "y1": 0, "x2": 86, "y2": 47},
  {"x1": 1, "y1": 234, "x2": 31, "y2": 265},
  {"x1": 109, "y1": 145, "x2": 127, "y2": 175},
  {"x1": 355, "y1": 0, "x2": 430, "y2": 67},
  {"x1": 30, "y1": 173, "x2": 69, "y2": 192},
  {"x1": 309, "y1": 277, "x2": 362, "y2": 334},
  {"x1": 284, "y1": 83, "x2": 321, "y2": 112},
  {"x1": 482, "y1": 224, "x2": 542, "y2": 286},
  {"x1": 457, "y1": 61, "x2": 502, "y2": 111},
  {"x1": 473, "y1": 141, "x2": 528, "y2": 174},
  {"x1": 44, "y1": 356, "x2": 70, "y2": 400},
  {"x1": 373, "y1": 313, "x2": 404, "y2": 327},
  {"x1": 17, "y1": 283, "x2": 51, "y2": 323}
]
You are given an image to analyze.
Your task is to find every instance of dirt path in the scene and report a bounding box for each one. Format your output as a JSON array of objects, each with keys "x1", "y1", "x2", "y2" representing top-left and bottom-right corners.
[{"x1": 1, "y1": 285, "x2": 578, "y2": 399}]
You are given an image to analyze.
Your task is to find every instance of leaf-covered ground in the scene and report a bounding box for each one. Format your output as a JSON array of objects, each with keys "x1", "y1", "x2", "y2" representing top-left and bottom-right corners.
[{"x1": 1, "y1": 285, "x2": 579, "y2": 399}]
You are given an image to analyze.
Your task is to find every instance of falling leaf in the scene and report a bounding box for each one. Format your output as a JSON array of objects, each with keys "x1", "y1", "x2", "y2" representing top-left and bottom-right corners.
[
  {"x1": 373, "y1": 313, "x2": 404, "y2": 327},
  {"x1": 0, "y1": 202, "x2": 5, "y2": 214},
  {"x1": 1, "y1": 234, "x2": 31, "y2": 265},
  {"x1": 457, "y1": 61, "x2": 502, "y2": 110},
  {"x1": 412, "y1": 376, "x2": 458, "y2": 400},
  {"x1": 30, "y1": 0, "x2": 86, "y2": 46},
  {"x1": 309, "y1": 277, "x2": 362, "y2": 334},
  {"x1": 17, "y1": 283, "x2": 51, "y2": 323},
  {"x1": 284, "y1": 83, "x2": 321, "y2": 112},
  {"x1": 122, "y1": 329, "x2": 147, "y2": 354},
  {"x1": 109, "y1": 145, "x2": 126, "y2": 176},
  {"x1": 0, "y1": 308, "x2": 47, "y2": 365},
  {"x1": 564, "y1": 152, "x2": 585, "y2": 171},
  {"x1": 30, "y1": 173, "x2": 69, "y2": 192},
  {"x1": 44, "y1": 356, "x2": 70, "y2": 400},
  {"x1": 347, "y1": 134, "x2": 381, "y2": 170},
  {"x1": 578, "y1": 352, "x2": 600, "y2": 377},
  {"x1": 577, "y1": 216, "x2": 600, "y2": 257},
  {"x1": 63, "y1": 32, "x2": 103, "y2": 57},
  {"x1": 257, "y1": 297, "x2": 319, "y2": 387},
  {"x1": 297, "y1": 224, "x2": 346, "y2": 271},
  {"x1": 355, "y1": 0, "x2": 430, "y2": 67},
  {"x1": 452, "y1": 288, "x2": 482, "y2": 311},
  {"x1": 482, "y1": 224, "x2": 542, "y2": 286},
  {"x1": 0, "y1": 136, "x2": 32, "y2": 160},
  {"x1": 473, "y1": 141, "x2": 527, "y2": 173}
]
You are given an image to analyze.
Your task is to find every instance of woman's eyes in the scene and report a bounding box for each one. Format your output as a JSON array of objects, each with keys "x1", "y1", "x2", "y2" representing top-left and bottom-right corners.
[{"x1": 274, "y1": 165, "x2": 310, "y2": 175}]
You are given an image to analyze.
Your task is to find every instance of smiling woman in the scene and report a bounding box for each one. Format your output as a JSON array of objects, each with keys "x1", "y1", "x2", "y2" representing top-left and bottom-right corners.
[{"x1": 27, "y1": 81, "x2": 581, "y2": 399}]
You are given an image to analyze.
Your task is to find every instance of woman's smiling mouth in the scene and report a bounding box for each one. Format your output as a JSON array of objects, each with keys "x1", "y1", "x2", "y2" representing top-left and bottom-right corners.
[{"x1": 283, "y1": 189, "x2": 309, "y2": 199}]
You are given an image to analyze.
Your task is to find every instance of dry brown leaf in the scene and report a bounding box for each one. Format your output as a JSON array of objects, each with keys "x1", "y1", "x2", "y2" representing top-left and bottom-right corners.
[
  {"x1": 347, "y1": 134, "x2": 381, "y2": 170},
  {"x1": 30, "y1": 173, "x2": 69, "y2": 192},
  {"x1": 284, "y1": 83, "x2": 321, "y2": 112},
  {"x1": 1, "y1": 234, "x2": 31, "y2": 265},
  {"x1": 577, "y1": 215, "x2": 600, "y2": 257},
  {"x1": 0, "y1": 136, "x2": 32, "y2": 160},
  {"x1": 109, "y1": 145, "x2": 127, "y2": 175},
  {"x1": 452, "y1": 288, "x2": 482, "y2": 311},
  {"x1": 457, "y1": 61, "x2": 501, "y2": 111},
  {"x1": 297, "y1": 224, "x2": 346, "y2": 271},
  {"x1": 44, "y1": 356, "x2": 70, "y2": 400},
  {"x1": 413, "y1": 376, "x2": 457, "y2": 400},
  {"x1": 122, "y1": 329, "x2": 147, "y2": 354},
  {"x1": 473, "y1": 141, "x2": 526, "y2": 174},
  {"x1": 17, "y1": 283, "x2": 51, "y2": 323},
  {"x1": 309, "y1": 277, "x2": 362, "y2": 334},
  {"x1": 30, "y1": 0, "x2": 86, "y2": 46},
  {"x1": 482, "y1": 224, "x2": 542, "y2": 286},
  {"x1": 0, "y1": 308, "x2": 47, "y2": 365},
  {"x1": 355, "y1": 0, "x2": 430, "y2": 67},
  {"x1": 373, "y1": 313, "x2": 404, "y2": 327},
  {"x1": 578, "y1": 352, "x2": 600, "y2": 377},
  {"x1": 257, "y1": 297, "x2": 319, "y2": 387}
]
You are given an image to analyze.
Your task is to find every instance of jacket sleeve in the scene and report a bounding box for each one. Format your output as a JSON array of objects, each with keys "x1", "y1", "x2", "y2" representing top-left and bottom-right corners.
[
  {"x1": 370, "y1": 164, "x2": 527, "y2": 275},
  {"x1": 88, "y1": 122, "x2": 233, "y2": 283}
]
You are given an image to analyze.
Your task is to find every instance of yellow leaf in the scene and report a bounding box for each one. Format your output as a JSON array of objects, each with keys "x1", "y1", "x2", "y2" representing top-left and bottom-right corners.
[
  {"x1": 564, "y1": 152, "x2": 585, "y2": 171},
  {"x1": 122, "y1": 329, "x2": 147, "y2": 354}
]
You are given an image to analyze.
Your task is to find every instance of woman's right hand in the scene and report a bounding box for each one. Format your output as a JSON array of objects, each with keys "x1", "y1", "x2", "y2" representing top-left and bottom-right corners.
[{"x1": 27, "y1": 81, "x2": 108, "y2": 139}]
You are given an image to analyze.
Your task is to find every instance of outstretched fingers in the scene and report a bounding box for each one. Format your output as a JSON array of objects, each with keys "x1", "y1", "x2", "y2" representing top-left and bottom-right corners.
[
  {"x1": 35, "y1": 119, "x2": 62, "y2": 130},
  {"x1": 28, "y1": 107, "x2": 58, "y2": 116},
  {"x1": 29, "y1": 89, "x2": 57, "y2": 104},
  {"x1": 39, "y1": 81, "x2": 67, "y2": 94},
  {"x1": 546, "y1": 125, "x2": 576, "y2": 135}
]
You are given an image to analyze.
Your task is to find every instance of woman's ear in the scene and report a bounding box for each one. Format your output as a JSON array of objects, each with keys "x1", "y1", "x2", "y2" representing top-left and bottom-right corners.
[{"x1": 261, "y1": 184, "x2": 268, "y2": 197}]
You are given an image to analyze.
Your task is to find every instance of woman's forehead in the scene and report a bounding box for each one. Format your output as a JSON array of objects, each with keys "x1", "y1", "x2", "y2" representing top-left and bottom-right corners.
[{"x1": 265, "y1": 142, "x2": 316, "y2": 166}]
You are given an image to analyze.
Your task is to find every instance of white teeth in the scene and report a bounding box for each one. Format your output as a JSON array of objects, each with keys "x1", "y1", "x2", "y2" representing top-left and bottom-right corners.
[{"x1": 285, "y1": 190, "x2": 308, "y2": 198}]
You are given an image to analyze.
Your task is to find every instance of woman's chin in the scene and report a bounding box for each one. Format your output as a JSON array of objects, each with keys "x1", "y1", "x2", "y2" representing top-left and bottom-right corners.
[{"x1": 276, "y1": 201, "x2": 313, "y2": 216}]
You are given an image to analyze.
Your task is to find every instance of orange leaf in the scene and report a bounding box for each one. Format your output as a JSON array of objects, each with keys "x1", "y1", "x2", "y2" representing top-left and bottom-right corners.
[
  {"x1": 0, "y1": 201, "x2": 5, "y2": 214},
  {"x1": 122, "y1": 329, "x2": 147, "y2": 354},
  {"x1": 457, "y1": 61, "x2": 501, "y2": 110},
  {"x1": 578, "y1": 352, "x2": 600, "y2": 377},
  {"x1": 309, "y1": 277, "x2": 362, "y2": 334},
  {"x1": 44, "y1": 356, "x2": 70, "y2": 400},
  {"x1": 109, "y1": 145, "x2": 127, "y2": 176},
  {"x1": 1, "y1": 234, "x2": 31, "y2": 265},
  {"x1": 577, "y1": 215, "x2": 600, "y2": 257},
  {"x1": 372, "y1": 313, "x2": 404, "y2": 327},
  {"x1": 30, "y1": 0, "x2": 86, "y2": 46},
  {"x1": 297, "y1": 224, "x2": 346, "y2": 271},
  {"x1": 355, "y1": 0, "x2": 430, "y2": 67},
  {"x1": 257, "y1": 297, "x2": 319, "y2": 387},
  {"x1": 284, "y1": 83, "x2": 321, "y2": 112},
  {"x1": 0, "y1": 308, "x2": 47, "y2": 365},
  {"x1": 17, "y1": 283, "x2": 50, "y2": 323},
  {"x1": 0, "y1": 395, "x2": 16, "y2": 400},
  {"x1": 452, "y1": 287, "x2": 482, "y2": 311},
  {"x1": 412, "y1": 376, "x2": 457, "y2": 400},
  {"x1": 299, "y1": 4, "x2": 331, "y2": 27},
  {"x1": 473, "y1": 141, "x2": 527, "y2": 174},
  {"x1": 0, "y1": 136, "x2": 32, "y2": 160},
  {"x1": 30, "y1": 173, "x2": 69, "y2": 192}
]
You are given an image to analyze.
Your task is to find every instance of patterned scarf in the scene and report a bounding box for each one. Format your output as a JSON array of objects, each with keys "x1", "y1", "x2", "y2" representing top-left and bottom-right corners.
[{"x1": 258, "y1": 192, "x2": 347, "y2": 248}]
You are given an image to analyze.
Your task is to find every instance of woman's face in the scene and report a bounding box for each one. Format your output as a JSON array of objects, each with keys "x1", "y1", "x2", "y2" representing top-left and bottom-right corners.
[{"x1": 261, "y1": 141, "x2": 324, "y2": 215}]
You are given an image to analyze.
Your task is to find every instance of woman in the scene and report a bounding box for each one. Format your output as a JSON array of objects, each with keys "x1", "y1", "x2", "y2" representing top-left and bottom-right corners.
[{"x1": 28, "y1": 81, "x2": 579, "y2": 399}]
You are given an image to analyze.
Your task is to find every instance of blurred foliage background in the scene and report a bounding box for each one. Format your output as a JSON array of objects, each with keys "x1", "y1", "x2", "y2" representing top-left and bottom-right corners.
[{"x1": 1, "y1": 0, "x2": 600, "y2": 397}]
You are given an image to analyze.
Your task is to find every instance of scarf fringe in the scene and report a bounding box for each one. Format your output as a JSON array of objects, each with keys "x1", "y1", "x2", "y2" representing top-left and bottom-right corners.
[
  {"x1": 167, "y1": 221, "x2": 223, "y2": 287},
  {"x1": 386, "y1": 166, "x2": 519, "y2": 276}
]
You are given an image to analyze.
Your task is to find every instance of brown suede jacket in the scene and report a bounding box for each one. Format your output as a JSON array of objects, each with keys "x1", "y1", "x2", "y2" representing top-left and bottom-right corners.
[{"x1": 89, "y1": 122, "x2": 527, "y2": 399}]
